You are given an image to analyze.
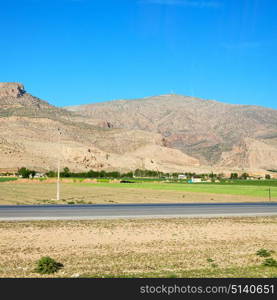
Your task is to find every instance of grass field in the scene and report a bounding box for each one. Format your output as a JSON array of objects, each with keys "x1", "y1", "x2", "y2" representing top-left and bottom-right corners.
[
  {"x1": 0, "y1": 177, "x2": 17, "y2": 183},
  {"x1": 0, "y1": 217, "x2": 276, "y2": 278},
  {"x1": 83, "y1": 181, "x2": 277, "y2": 198},
  {"x1": 0, "y1": 179, "x2": 276, "y2": 205}
]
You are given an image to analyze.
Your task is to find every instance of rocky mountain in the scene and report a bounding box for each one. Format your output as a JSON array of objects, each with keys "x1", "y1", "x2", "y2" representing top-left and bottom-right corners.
[
  {"x1": 0, "y1": 83, "x2": 200, "y2": 173},
  {"x1": 1, "y1": 82, "x2": 276, "y2": 175},
  {"x1": 65, "y1": 94, "x2": 277, "y2": 172}
]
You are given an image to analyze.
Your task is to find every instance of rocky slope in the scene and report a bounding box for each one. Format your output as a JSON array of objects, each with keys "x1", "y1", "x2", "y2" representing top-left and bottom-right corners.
[
  {"x1": 0, "y1": 83, "x2": 200, "y2": 173},
  {"x1": 66, "y1": 94, "x2": 277, "y2": 172},
  {"x1": 1, "y1": 82, "x2": 276, "y2": 174}
]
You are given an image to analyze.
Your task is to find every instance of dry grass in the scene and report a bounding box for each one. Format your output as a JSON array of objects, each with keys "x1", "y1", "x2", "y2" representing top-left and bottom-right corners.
[
  {"x1": 0, "y1": 181, "x2": 274, "y2": 205},
  {"x1": 0, "y1": 216, "x2": 277, "y2": 277}
]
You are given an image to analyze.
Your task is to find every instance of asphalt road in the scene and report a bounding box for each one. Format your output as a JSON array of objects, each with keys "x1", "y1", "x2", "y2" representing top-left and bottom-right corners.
[{"x1": 0, "y1": 202, "x2": 277, "y2": 221}]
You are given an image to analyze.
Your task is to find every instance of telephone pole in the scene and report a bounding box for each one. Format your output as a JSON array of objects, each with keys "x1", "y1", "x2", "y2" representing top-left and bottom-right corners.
[{"x1": 57, "y1": 128, "x2": 62, "y2": 201}]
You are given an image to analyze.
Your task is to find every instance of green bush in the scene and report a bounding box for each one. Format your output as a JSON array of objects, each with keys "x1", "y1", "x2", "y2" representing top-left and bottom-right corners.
[
  {"x1": 262, "y1": 258, "x2": 277, "y2": 267},
  {"x1": 34, "y1": 256, "x2": 63, "y2": 274},
  {"x1": 18, "y1": 167, "x2": 36, "y2": 178},
  {"x1": 46, "y1": 170, "x2": 56, "y2": 177},
  {"x1": 256, "y1": 248, "x2": 274, "y2": 257}
]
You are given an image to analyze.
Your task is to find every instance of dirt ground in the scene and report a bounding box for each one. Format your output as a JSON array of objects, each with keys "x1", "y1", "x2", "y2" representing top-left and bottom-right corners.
[
  {"x1": 0, "y1": 181, "x2": 274, "y2": 205},
  {"x1": 0, "y1": 217, "x2": 277, "y2": 277}
]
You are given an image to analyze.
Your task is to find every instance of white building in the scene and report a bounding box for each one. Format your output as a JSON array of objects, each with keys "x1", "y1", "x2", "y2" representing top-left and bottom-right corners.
[{"x1": 189, "y1": 177, "x2": 202, "y2": 183}]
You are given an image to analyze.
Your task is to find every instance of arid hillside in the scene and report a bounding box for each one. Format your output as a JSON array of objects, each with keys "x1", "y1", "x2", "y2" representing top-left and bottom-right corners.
[
  {"x1": 1, "y1": 82, "x2": 276, "y2": 174},
  {"x1": 66, "y1": 94, "x2": 277, "y2": 171},
  {"x1": 0, "y1": 83, "x2": 200, "y2": 173}
]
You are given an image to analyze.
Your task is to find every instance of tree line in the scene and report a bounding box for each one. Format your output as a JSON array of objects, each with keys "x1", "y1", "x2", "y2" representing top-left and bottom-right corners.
[{"x1": 16, "y1": 167, "x2": 272, "y2": 180}]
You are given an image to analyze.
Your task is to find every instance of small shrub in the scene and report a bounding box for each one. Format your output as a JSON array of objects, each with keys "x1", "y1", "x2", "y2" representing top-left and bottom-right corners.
[
  {"x1": 262, "y1": 258, "x2": 277, "y2": 267},
  {"x1": 207, "y1": 258, "x2": 214, "y2": 263},
  {"x1": 211, "y1": 263, "x2": 218, "y2": 268},
  {"x1": 67, "y1": 201, "x2": 75, "y2": 205},
  {"x1": 35, "y1": 256, "x2": 63, "y2": 274},
  {"x1": 256, "y1": 248, "x2": 274, "y2": 257},
  {"x1": 168, "y1": 273, "x2": 178, "y2": 278},
  {"x1": 76, "y1": 200, "x2": 85, "y2": 204}
]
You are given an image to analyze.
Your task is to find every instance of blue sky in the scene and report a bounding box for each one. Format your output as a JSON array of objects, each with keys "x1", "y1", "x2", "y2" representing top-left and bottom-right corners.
[{"x1": 0, "y1": 0, "x2": 276, "y2": 109}]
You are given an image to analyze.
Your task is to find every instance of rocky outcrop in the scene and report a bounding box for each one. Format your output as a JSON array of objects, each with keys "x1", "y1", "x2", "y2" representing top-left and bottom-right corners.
[
  {"x1": 0, "y1": 82, "x2": 80, "y2": 121},
  {"x1": 0, "y1": 83, "x2": 25, "y2": 98}
]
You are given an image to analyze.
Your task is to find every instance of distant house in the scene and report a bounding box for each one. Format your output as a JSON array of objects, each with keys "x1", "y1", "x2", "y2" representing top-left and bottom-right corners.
[
  {"x1": 178, "y1": 174, "x2": 187, "y2": 180},
  {"x1": 34, "y1": 173, "x2": 45, "y2": 178},
  {"x1": 188, "y1": 177, "x2": 202, "y2": 183}
]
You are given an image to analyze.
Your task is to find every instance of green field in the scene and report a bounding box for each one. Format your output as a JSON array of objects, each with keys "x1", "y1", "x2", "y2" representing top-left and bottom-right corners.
[
  {"x1": 0, "y1": 178, "x2": 276, "y2": 205},
  {"x1": 0, "y1": 177, "x2": 17, "y2": 182},
  {"x1": 205, "y1": 179, "x2": 277, "y2": 187},
  {"x1": 79, "y1": 181, "x2": 277, "y2": 199}
]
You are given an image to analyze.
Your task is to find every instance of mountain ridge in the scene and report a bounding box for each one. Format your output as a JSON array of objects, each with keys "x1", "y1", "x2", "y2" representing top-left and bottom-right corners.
[
  {"x1": 65, "y1": 94, "x2": 277, "y2": 170},
  {"x1": 65, "y1": 93, "x2": 276, "y2": 111},
  {"x1": 0, "y1": 83, "x2": 203, "y2": 174},
  {"x1": 1, "y1": 82, "x2": 277, "y2": 175}
]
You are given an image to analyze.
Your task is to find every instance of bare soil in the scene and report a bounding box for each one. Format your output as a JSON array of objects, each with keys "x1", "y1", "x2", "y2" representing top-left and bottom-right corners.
[{"x1": 0, "y1": 217, "x2": 276, "y2": 277}]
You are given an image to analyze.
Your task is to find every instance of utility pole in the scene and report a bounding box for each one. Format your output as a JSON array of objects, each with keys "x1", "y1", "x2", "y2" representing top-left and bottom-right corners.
[
  {"x1": 117, "y1": 137, "x2": 121, "y2": 177},
  {"x1": 156, "y1": 165, "x2": 160, "y2": 180},
  {"x1": 57, "y1": 128, "x2": 62, "y2": 201}
]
